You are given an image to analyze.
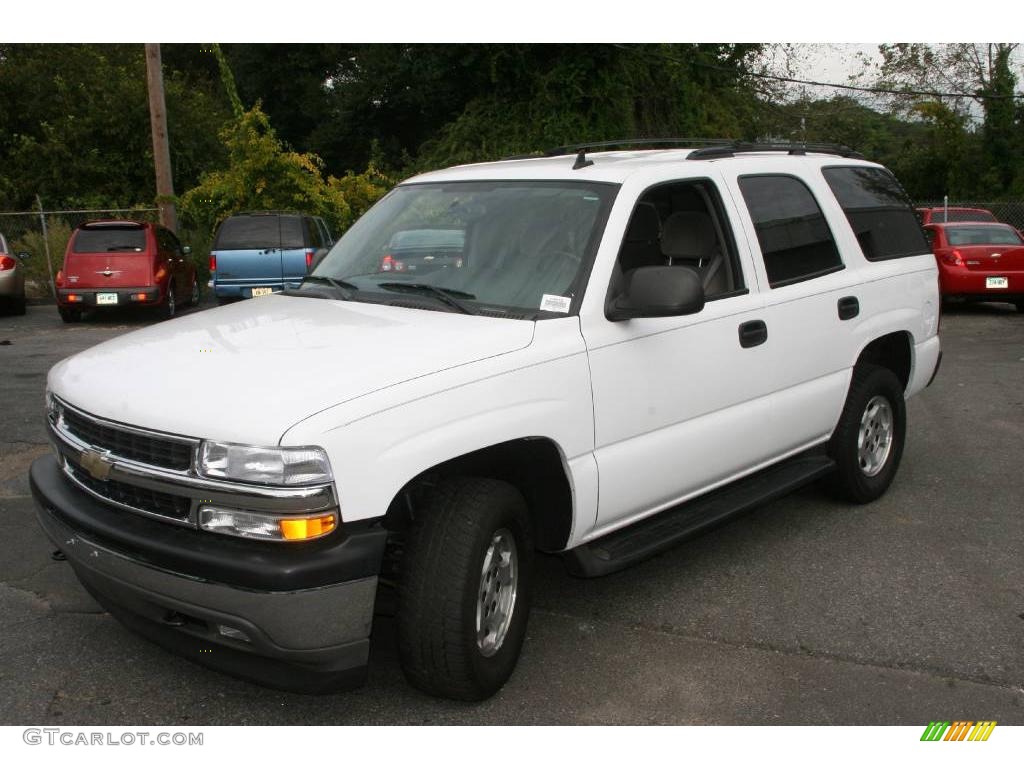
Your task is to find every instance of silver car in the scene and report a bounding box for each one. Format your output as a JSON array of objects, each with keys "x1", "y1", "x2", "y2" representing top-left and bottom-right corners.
[{"x1": 0, "y1": 232, "x2": 28, "y2": 315}]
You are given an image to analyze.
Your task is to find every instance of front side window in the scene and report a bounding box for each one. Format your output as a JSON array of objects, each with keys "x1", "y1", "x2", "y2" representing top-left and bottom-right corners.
[
  {"x1": 823, "y1": 166, "x2": 929, "y2": 261},
  {"x1": 310, "y1": 181, "x2": 617, "y2": 317},
  {"x1": 738, "y1": 175, "x2": 842, "y2": 287},
  {"x1": 611, "y1": 178, "x2": 744, "y2": 302}
]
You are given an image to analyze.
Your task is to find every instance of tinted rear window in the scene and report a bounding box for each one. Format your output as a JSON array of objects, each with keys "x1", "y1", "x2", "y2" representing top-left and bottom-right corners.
[
  {"x1": 945, "y1": 226, "x2": 1023, "y2": 246},
  {"x1": 738, "y1": 174, "x2": 843, "y2": 287},
  {"x1": 73, "y1": 226, "x2": 147, "y2": 253},
  {"x1": 214, "y1": 216, "x2": 305, "y2": 250},
  {"x1": 822, "y1": 167, "x2": 928, "y2": 261}
]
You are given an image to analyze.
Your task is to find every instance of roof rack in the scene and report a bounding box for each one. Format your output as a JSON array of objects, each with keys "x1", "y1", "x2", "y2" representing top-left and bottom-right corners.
[
  {"x1": 501, "y1": 138, "x2": 735, "y2": 169},
  {"x1": 686, "y1": 141, "x2": 864, "y2": 160}
]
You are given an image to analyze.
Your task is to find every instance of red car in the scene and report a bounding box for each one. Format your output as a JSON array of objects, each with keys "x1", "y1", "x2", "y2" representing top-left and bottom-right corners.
[
  {"x1": 917, "y1": 206, "x2": 997, "y2": 225},
  {"x1": 56, "y1": 220, "x2": 199, "y2": 323},
  {"x1": 925, "y1": 222, "x2": 1024, "y2": 312}
]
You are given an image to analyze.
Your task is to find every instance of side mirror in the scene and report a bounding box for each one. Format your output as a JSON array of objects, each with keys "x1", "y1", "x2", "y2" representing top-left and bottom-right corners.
[
  {"x1": 16, "y1": 251, "x2": 30, "y2": 260},
  {"x1": 182, "y1": 246, "x2": 192, "y2": 255},
  {"x1": 607, "y1": 265, "x2": 705, "y2": 321}
]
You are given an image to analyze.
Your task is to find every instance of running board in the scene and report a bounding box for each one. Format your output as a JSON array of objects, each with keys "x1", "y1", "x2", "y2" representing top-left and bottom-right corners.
[{"x1": 565, "y1": 451, "x2": 836, "y2": 577}]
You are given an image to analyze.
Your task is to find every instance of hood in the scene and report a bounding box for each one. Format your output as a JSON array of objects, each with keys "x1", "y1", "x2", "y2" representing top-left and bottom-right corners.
[{"x1": 49, "y1": 295, "x2": 536, "y2": 445}]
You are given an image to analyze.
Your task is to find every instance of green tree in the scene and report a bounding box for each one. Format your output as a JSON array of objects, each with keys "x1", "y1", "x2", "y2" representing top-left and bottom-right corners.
[{"x1": 0, "y1": 44, "x2": 229, "y2": 210}]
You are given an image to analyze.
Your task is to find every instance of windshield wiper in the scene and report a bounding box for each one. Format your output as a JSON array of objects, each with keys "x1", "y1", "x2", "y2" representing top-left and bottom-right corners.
[
  {"x1": 296, "y1": 274, "x2": 359, "y2": 300},
  {"x1": 377, "y1": 282, "x2": 478, "y2": 315}
]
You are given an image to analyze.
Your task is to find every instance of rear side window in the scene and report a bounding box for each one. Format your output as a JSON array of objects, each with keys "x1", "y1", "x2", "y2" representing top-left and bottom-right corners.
[
  {"x1": 215, "y1": 216, "x2": 305, "y2": 250},
  {"x1": 738, "y1": 175, "x2": 842, "y2": 287},
  {"x1": 73, "y1": 226, "x2": 147, "y2": 253},
  {"x1": 823, "y1": 167, "x2": 929, "y2": 260}
]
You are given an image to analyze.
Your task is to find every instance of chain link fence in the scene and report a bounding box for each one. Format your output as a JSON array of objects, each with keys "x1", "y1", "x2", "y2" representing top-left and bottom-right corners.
[
  {"x1": 0, "y1": 206, "x2": 161, "y2": 299},
  {"x1": 914, "y1": 200, "x2": 1024, "y2": 230}
]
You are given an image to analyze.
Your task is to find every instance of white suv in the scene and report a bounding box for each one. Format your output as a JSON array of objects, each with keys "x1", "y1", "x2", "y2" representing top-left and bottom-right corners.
[{"x1": 33, "y1": 141, "x2": 941, "y2": 700}]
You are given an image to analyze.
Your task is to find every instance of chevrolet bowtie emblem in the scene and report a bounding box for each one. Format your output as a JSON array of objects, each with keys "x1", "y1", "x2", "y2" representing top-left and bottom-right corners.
[{"x1": 80, "y1": 449, "x2": 114, "y2": 481}]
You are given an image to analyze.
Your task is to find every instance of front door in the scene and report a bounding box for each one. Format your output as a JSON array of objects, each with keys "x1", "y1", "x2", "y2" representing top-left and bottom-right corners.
[{"x1": 579, "y1": 175, "x2": 779, "y2": 534}]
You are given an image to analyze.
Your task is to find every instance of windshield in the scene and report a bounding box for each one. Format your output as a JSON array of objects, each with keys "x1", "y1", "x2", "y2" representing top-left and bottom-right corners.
[
  {"x1": 945, "y1": 226, "x2": 1023, "y2": 246},
  {"x1": 309, "y1": 181, "x2": 617, "y2": 317}
]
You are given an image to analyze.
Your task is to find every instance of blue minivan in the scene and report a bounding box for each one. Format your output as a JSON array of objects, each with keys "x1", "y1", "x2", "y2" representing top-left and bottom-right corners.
[{"x1": 210, "y1": 212, "x2": 333, "y2": 302}]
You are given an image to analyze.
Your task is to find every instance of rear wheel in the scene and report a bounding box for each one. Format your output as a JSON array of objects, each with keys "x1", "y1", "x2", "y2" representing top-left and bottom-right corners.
[
  {"x1": 398, "y1": 477, "x2": 533, "y2": 701},
  {"x1": 58, "y1": 307, "x2": 82, "y2": 323},
  {"x1": 13, "y1": 295, "x2": 26, "y2": 315},
  {"x1": 1015, "y1": 300, "x2": 1024, "y2": 314},
  {"x1": 159, "y1": 283, "x2": 176, "y2": 320},
  {"x1": 828, "y1": 364, "x2": 906, "y2": 503}
]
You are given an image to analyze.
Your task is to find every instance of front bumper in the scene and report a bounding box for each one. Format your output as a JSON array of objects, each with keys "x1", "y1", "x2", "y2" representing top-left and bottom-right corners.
[{"x1": 31, "y1": 454, "x2": 387, "y2": 693}]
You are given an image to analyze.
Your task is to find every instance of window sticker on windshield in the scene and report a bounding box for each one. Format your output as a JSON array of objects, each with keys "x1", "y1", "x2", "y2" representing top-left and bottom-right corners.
[{"x1": 540, "y1": 294, "x2": 572, "y2": 313}]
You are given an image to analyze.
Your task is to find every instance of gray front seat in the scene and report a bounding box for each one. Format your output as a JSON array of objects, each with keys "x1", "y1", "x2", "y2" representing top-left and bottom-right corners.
[{"x1": 660, "y1": 211, "x2": 727, "y2": 296}]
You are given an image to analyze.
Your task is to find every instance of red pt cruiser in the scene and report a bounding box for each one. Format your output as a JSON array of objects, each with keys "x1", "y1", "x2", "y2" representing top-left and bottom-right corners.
[
  {"x1": 56, "y1": 220, "x2": 199, "y2": 323},
  {"x1": 925, "y1": 222, "x2": 1024, "y2": 312}
]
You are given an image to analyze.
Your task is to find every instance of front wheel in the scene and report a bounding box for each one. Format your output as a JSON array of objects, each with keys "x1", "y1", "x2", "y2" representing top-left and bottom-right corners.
[
  {"x1": 828, "y1": 364, "x2": 906, "y2": 503},
  {"x1": 398, "y1": 477, "x2": 533, "y2": 700}
]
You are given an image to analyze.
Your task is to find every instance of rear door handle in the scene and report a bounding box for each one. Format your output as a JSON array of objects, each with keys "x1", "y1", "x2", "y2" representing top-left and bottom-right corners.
[
  {"x1": 838, "y1": 296, "x2": 859, "y2": 320},
  {"x1": 738, "y1": 319, "x2": 767, "y2": 348}
]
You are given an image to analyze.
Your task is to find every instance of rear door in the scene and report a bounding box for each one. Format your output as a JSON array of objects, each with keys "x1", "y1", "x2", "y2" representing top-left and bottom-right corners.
[{"x1": 212, "y1": 215, "x2": 286, "y2": 292}]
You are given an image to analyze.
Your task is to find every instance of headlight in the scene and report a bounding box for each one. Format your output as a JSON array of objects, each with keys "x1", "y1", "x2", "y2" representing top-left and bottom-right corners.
[{"x1": 198, "y1": 441, "x2": 333, "y2": 486}]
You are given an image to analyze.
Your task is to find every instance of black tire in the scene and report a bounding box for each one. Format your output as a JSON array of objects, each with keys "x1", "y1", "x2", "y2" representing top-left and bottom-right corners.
[
  {"x1": 828, "y1": 364, "x2": 906, "y2": 504},
  {"x1": 159, "y1": 283, "x2": 177, "y2": 320},
  {"x1": 14, "y1": 295, "x2": 26, "y2": 316},
  {"x1": 58, "y1": 307, "x2": 82, "y2": 323},
  {"x1": 398, "y1": 477, "x2": 533, "y2": 700},
  {"x1": 1015, "y1": 301, "x2": 1024, "y2": 314}
]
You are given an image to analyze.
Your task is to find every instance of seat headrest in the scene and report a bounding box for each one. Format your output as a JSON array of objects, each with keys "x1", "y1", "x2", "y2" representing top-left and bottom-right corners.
[
  {"x1": 661, "y1": 211, "x2": 717, "y2": 258},
  {"x1": 624, "y1": 202, "x2": 660, "y2": 243}
]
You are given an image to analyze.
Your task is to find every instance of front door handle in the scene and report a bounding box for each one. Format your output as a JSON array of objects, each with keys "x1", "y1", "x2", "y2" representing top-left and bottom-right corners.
[
  {"x1": 738, "y1": 319, "x2": 767, "y2": 348},
  {"x1": 838, "y1": 296, "x2": 859, "y2": 320}
]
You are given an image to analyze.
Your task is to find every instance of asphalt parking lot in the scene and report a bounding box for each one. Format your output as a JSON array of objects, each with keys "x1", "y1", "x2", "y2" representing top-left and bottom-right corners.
[{"x1": 1, "y1": 300, "x2": 1022, "y2": 725}]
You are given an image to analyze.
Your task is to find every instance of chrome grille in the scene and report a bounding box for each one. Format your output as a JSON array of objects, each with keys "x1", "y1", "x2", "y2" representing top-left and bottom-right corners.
[
  {"x1": 61, "y1": 406, "x2": 193, "y2": 471},
  {"x1": 65, "y1": 456, "x2": 191, "y2": 521}
]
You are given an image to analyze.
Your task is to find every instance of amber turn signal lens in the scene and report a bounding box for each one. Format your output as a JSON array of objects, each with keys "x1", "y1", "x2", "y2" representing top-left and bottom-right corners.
[{"x1": 279, "y1": 514, "x2": 337, "y2": 541}]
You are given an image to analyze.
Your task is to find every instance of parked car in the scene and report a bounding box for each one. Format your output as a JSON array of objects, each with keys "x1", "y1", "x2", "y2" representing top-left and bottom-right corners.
[
  {"x1": 917, "y1": 206, "x2": 997, "y2": 225},
  {"x1": 379, "y1": 228, "x2": 465, "y2": 274},
  {"x1": 925, "y1": 221, "x2": 1024, "y2": 311},
  {"x1": 209, "y1": 212, "x2": 333, "y2": 303},
  {"x1": 0, "y1": 232, "x2": 28, "y2": 315},
  {"x1": 56, "y1": 220, "x2": 199, "y2": 323},
  {"x1": 33, "y1": 142, "x2": 941, "y2": 701}
]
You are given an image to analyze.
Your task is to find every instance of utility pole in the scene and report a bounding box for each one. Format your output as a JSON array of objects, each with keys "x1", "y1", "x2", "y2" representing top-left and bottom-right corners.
[{"x1": 145, "y1": 43, "x2": 177, "y2": 232}]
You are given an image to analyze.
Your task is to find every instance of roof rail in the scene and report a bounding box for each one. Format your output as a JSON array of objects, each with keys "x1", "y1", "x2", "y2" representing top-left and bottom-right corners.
[
  {"x1": 500, "y1": 138, "x2": 735, "y2": 163},
  {"x1": 544, "y1": 138, "x2": 737, "y2": 157},
  {"x1": 686, "y1": 141, "x2": 864, "y2": 160}
]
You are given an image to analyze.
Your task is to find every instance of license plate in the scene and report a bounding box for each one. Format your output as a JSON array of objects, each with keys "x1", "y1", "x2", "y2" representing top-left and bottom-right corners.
[
  {"x1": 251, "y1": 287, "x2": 274, "y2": 297},
  {"x1": 986, "y1": 276, "x2": 1008, "y2": 289},
  {"x1": 96, "y1": 293, "x2": 118, "y2": 305}
]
